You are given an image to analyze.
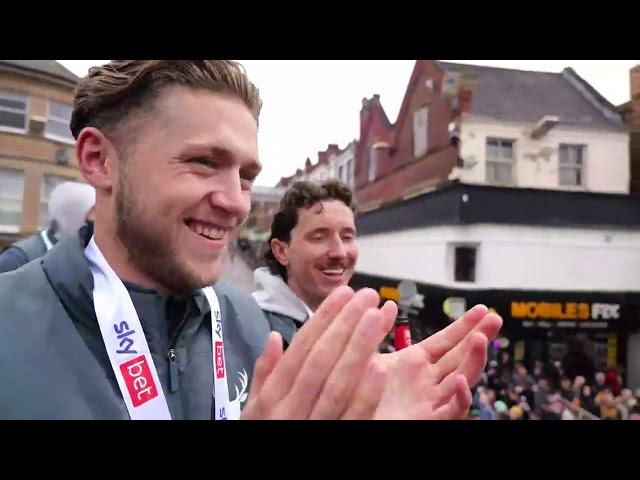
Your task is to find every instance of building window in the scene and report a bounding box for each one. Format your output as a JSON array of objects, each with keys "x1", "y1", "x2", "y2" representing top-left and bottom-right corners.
[
  {"x1": 39, "y1": 174, "x2": 69, "y2": 229},
  {"x1": 0, "y1": 168, "x2": 25, "y2": 232},
  {"x1": 346, "y1": 158, "x2": 354, "y2": 187},
  {"x1": 413, "y1": 106, "x2": 429, "y2": 158},
  {"x1": 454, "y1": 246, "x2": 476, "y2": 282},
  {"x1": 368, "y1": 146, "x2": 378, "y2": 182},
  {"x1": 0, "y1": 91, "x2": 27, "y2": 133},
  {"x1": 559, "y1": 144, "x2": 585, "y2": 187},
  {"x1": 338, "y1": 165, "x2": 345, "y2": 182},
  {"x1": 45, "y1": 101, "x2": 74, "y2": 143},
  {"x1": 486, "y1": 138, "x2": 515, "y2": 184}
]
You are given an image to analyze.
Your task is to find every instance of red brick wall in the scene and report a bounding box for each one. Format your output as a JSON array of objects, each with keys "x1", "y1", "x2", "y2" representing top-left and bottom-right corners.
[
  {"x1": 356, "y1": 145, "x2": 457, "y2": 207},
  {"x1": 354, "y1": 61, "x2": 458, "y2": 207}
]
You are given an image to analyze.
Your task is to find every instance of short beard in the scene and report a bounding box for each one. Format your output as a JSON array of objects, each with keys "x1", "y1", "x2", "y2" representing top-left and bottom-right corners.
[{"x1": 115, "y1": 168, "x2": 215, "y2": 294}]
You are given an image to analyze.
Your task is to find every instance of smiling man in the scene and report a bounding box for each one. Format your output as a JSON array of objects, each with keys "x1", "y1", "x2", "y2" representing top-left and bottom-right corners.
[
  {"x1": 254, "y1": 180, "x2": 358, "y2": 348},
  {"x1": 0, "y1": 61, "x2": 501, "y2": 420}
]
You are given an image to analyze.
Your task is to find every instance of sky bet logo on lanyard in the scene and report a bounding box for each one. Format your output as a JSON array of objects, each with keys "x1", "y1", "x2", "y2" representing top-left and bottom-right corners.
[
  {"x1": 87, "y1": 237, "x2": 234, "y2": 420},
  {"x1": 114, "y1": 320, "x2": 159, "y2": 407},
  {"x1": 120, "y1": 355, "x2": 158, "y2": 407}
]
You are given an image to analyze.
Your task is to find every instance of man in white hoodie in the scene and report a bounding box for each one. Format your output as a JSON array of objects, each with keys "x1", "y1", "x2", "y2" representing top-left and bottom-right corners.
[
  {"x1": 253, "y1": 180, "x2": 503, "y2": 418},
  {"x1": 253, "y1": 180, "x2": 359, "y2": 348}
]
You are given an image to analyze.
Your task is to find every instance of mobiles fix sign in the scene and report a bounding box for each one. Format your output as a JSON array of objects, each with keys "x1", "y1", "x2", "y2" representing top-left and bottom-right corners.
[{"x1": 511, "y1": 302, "x2": 620, "y2": 321}]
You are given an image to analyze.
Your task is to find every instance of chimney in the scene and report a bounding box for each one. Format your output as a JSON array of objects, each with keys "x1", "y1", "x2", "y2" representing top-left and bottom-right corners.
[
  {"x1": 631, "y1": 65, "x2": 640, "y2": 130},
  {"x1": 326, "y1": 144, "x2": 341, "y2": 157}
]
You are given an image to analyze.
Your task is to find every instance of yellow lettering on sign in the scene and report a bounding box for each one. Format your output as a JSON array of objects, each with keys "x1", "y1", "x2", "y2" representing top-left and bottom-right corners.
[
  {"x1": 578, "y1": 303, "x2": 590, "y2": 320},
  {"x1": 537, "y1": 303, "x2": 550, "y2": 318},
  {"x1": 511, "y1": 301, "x2": 595, "y2": 321},
  {"x1": 511, "y1": 302, "x2": 529, "y2": 318},
  {"x1": 379, "y1": 287, "x2": 399, "y2": 302}
]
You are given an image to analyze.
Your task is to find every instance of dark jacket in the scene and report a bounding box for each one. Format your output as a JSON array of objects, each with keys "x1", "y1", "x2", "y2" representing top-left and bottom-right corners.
[
  {"x1": 251, "y1": 267, "x2": 309, "y2": 349},
  {"x1": 0, "y1": 225, "x2": 270, "y2": 419},
  {"x1": 0, "y1": 231, "x2": 50, "y2": 273}
]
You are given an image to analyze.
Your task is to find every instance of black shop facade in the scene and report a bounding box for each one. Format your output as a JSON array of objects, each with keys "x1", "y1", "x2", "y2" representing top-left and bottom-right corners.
[{"x1": 351, "y1": 271, "x2": 640, "y2": 386}]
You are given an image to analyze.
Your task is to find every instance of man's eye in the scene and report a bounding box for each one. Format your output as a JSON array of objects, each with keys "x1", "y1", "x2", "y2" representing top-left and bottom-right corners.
[{"x1": 190, "y1": 157, "x2": 218, "y2": 168}]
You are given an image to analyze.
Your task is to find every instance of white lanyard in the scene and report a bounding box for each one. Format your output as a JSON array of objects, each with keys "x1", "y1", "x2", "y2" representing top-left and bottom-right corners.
[
  {"x1": 85, "y1": 237, "x2": 234, "y2": 420},
  {"x1": 40, "y1": 230, "x2": 54, "y2": 251}
]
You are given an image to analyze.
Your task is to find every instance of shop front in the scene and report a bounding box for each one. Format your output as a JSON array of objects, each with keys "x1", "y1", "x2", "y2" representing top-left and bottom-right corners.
[{"x1": 351, "y1": 272, "x2": 640, "y2": 387}]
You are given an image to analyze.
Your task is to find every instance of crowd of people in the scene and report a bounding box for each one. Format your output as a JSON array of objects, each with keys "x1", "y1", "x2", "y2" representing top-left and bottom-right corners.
[{"x1": 468, "y1": 351, "x2": 640, "y2": 420}]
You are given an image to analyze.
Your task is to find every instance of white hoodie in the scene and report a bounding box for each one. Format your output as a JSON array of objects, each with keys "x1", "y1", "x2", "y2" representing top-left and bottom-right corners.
[{"x1": 251, "y1": 267, "x2": 312, "y2": 323}]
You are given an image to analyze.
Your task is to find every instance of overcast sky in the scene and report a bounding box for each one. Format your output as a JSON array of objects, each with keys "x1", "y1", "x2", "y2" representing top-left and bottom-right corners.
[{"x1": 59, "y1": 60, "x2": 640, "y2": 187}]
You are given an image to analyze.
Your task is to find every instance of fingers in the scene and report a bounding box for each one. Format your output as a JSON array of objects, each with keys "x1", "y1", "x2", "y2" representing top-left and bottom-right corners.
[
  {"x1": 434, "y1": 330, "x2": 490, "y2": 384},
  {"x1": 241, "y1": 332, "x2": 282, "y2": 419},
  {"x1": 433, "y1": 310, "x2": 502, "y2": 384},
  {"x1": 283, "y1": 289, "x2": 382, "y2": 418},
  {"x1": 310, "y1": 308, "x2": 390, "y2": 419},
  {"x1": 431, "y1": 366, "x2": 466, "y2": 410},
  {"x1": 341, "y1": 357, "x2": 388, "y2": 420},
  {"x1": 473, "y1": 312, "x2": 503, "y2": 348},
  {"x1": 258, "y1": 285, "x2": 355, "y2": 405},
  {"x1": 248, "y1": 332, "x2": 283, "y2": 399},
  {"x1": 373, "y1": 347, "x2": 433, "y2": 420},
  {"x1": 430, "y1": 375, "x2": 472, "y2": 420},
  {"x1": 419, "y1": 305, "x2": 488, "y2": 362},
  {"x1": 380, "y1": 300, "x2": 398, "y2": 337},
  {"x1": 455, "y1": 332, "x2": 490, "y2": 387}
]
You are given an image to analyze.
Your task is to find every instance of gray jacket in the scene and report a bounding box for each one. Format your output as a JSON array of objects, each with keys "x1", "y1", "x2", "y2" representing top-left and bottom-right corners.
[
  {"x1": 0, "y1": 225, "x2": 270, "y2": 419},
  {"x1": 0, "y1": 231, "x2": 49, "y2": 273},
  {"x1": 251, "y1": 267, "x2": 310, "y2": 348}
]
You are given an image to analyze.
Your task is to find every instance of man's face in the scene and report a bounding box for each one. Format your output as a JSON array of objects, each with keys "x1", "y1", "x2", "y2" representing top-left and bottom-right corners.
[
  {"x1": 277, "y1": 200, "x2": 358, "y2": 310},
  {"x1": 112, "y1": 85, "x2": 259, "y2": 293}
]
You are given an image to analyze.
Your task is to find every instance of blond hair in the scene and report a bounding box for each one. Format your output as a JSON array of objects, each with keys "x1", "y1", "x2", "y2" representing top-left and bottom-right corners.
[{"x1": 70, "y1": 60, "x2": 262, "y2": 144}]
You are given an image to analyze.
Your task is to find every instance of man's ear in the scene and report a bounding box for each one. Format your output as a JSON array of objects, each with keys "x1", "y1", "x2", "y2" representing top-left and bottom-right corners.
[
  {"x1": 270, "y1": 238, "x2": 289, "y2": 267},
  {"x1": 76, "y1": 127, "x2": 119, "y2": 191}
]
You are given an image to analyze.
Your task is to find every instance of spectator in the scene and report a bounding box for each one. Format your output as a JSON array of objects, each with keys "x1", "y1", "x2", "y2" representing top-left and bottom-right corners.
[
  {"x1": 605, "y1": 367, "x2": 622, "y2": 397},
  {"x1": 534, "y1": 377, "x2": 551, "y2": 410},
  {"x1": 580, "y1": 385, "x2": 599, "y2": 417},
  {"x1": 561, "y1": 399, "x2": 583, "y2": 420},
  {"x1": 629, "y1": 404, "x2": 640, "y2": 421},
  {"x1": 617, "y1": 389, "x2": 637, "y2": 420},
  {"x1": 560, "y1": 377, "x2": 575, "y2": 402},
  {"x1": 541, "y1": 400, "x2": 561, "y2": 420},
  {"x1": 598, "y1": 389, "x2": 621, "y2": 420},
  {"x1": 562, "y1": 336, "x2": 595, "y2": 383},
  {"x1": 594, "y1": 372, "x2": 607, "y2": 395}
]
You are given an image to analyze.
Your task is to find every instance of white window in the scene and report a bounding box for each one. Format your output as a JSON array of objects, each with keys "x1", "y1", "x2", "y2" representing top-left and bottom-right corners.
[
  {"x1": 0, "y1": 91, "x2": 27, "y2": 133},
  {"x1": 346, "y1": 158, "x2": 354, "y2": 187},
  {"x1": 338, "y1": 165, "x2": 345, "y2": 182},
  {"x1": 0, "y1": 168, "x2": 25, "y2": 233},
  {"x1": 486, "y1": 138, "x2": 515, "y2": 184},
  {"x1": 413, "y1": 106, "x2": 429, "y2": 158},
  {"x1": 559, "y1": 144, "x2": 585, "y2": 187},
  {"x1": 39, "y1": 174, "x2": 69, "y2": 229},
  {"x1": 45, "y1": 101, "x2": 74, "y2": 143},
  {"x1": 368, "y1": 146, "x2": 378, "y2": 182}
]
